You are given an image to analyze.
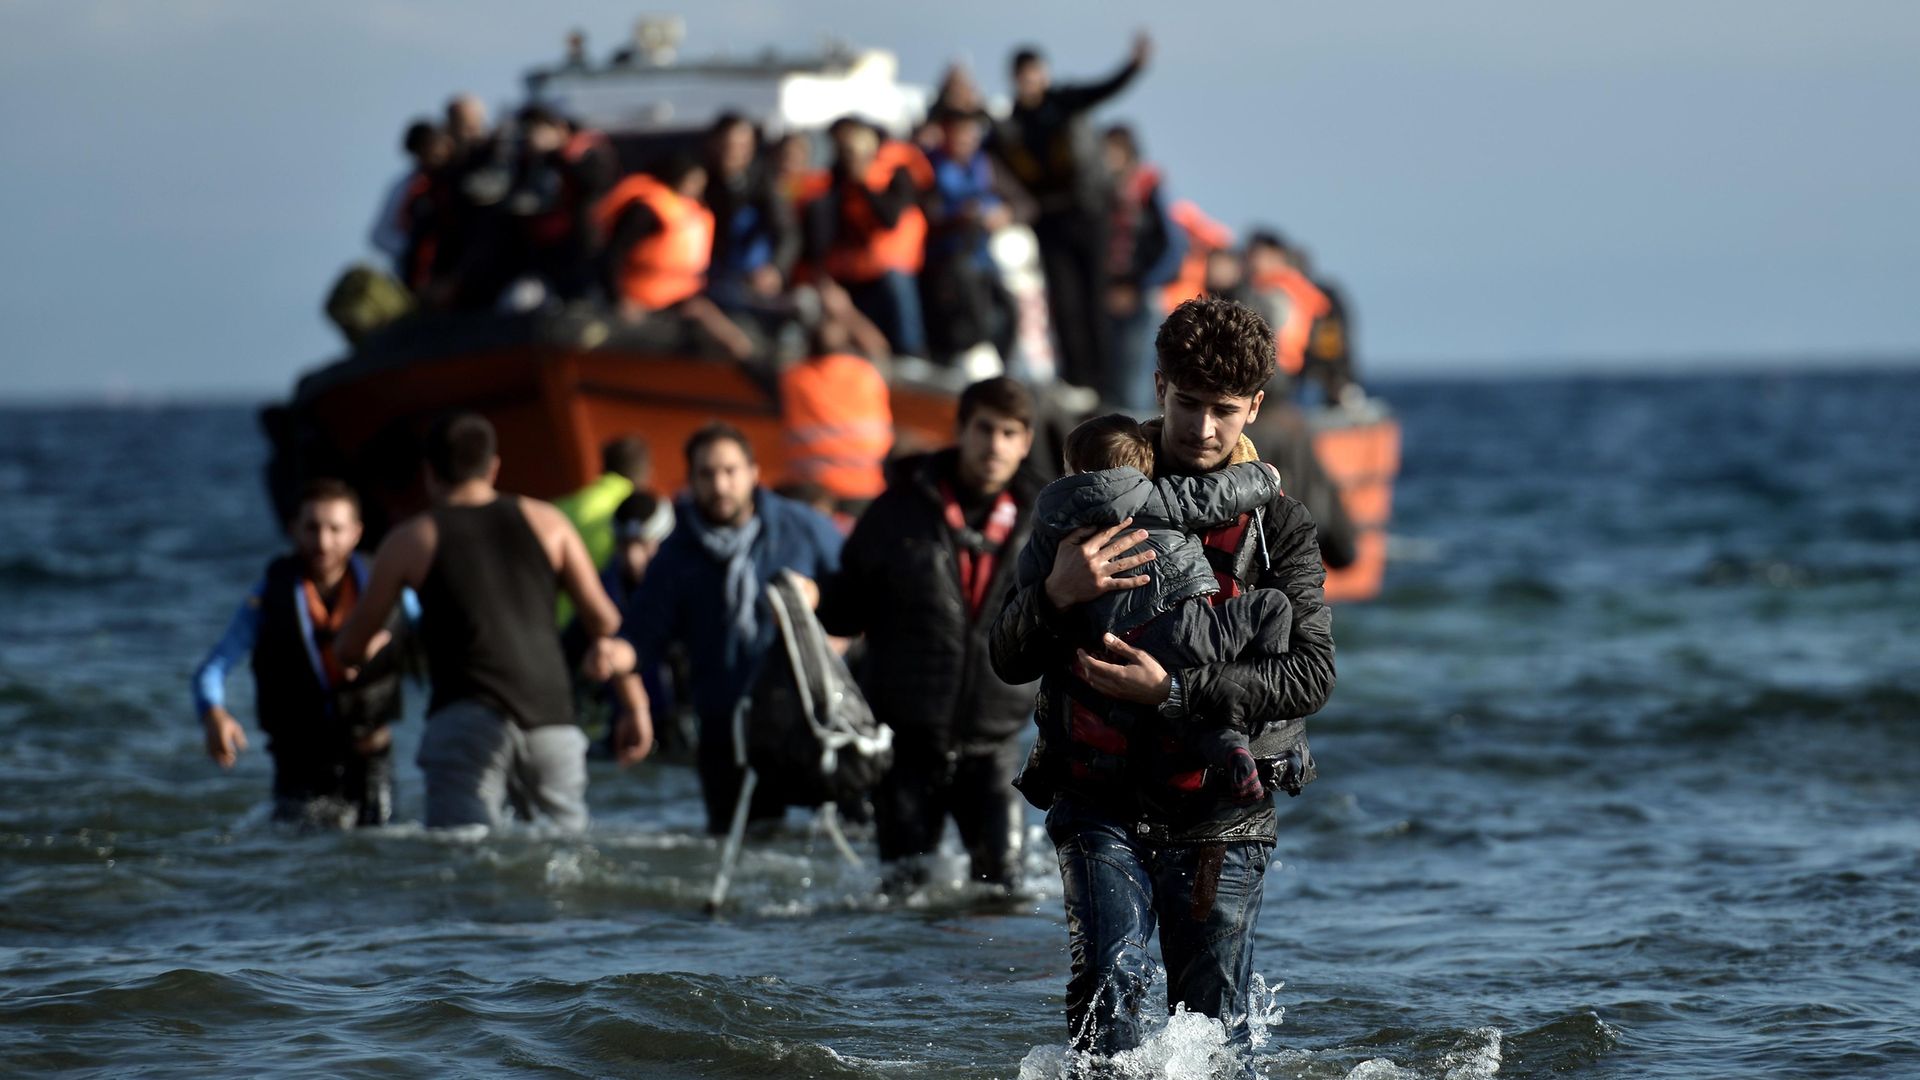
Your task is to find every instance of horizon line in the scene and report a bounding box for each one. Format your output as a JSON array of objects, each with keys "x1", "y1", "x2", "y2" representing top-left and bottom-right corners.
[{"x1": 1, "y1": 349, "x2": 1915, "y2": 409}]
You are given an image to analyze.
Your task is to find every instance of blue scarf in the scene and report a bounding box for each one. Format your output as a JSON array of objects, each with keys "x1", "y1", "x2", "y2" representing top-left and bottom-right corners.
[{"x1": 688, "y1": 506, "x2": 765, "y2": 668}]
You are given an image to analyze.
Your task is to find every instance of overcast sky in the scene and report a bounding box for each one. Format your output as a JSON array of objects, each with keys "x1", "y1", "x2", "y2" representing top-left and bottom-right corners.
[{"x1": 2, "y1": 0, "x2": 1916, "y2": 399}]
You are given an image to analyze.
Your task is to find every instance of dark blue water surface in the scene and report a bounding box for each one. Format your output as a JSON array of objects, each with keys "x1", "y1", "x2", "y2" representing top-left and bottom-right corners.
[{"x1": 2, "y1": 369, "x2": 1917, "y2": 1078}]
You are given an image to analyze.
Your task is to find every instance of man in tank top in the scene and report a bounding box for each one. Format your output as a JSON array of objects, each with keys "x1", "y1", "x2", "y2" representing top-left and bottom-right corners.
[{"x1": 337, "y1": 412, "x2": 653, "y2": 831}]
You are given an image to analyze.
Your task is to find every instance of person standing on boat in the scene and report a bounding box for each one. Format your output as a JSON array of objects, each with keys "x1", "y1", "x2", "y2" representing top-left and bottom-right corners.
[
  {"x1": 369, "y1": 119, "x2": 453, "y2": 286},
  {"x1": 193, "y1": 479, "x2": 414, "y2": 829},
  {"x1": 804, "y1": 118, "x2": 933, "y2": 359},
  {"x1": 1100, "y1": 124, "x2": 1182, "y2": 412},
  {"x1": 336, "y1": 412, "x2": 652, "y2": 831},
  {"x1": 993, "y1": 33, "x2": 1151, "y2": 391},
  {"x1": 922, "y1": 107, "x2": 1027, "y2": 368},
  {"x1": 816, "y1": 377, "x2": 1041, "y2": 895},
  {"x1": 515, "y1": 105, "x2": 618, "y2": 303},
  {"x1": 702, "y1": 112, "x2": 801, "y2": 327},
  {"x1": 624, "y1": 422, "x2": 846, "y2": 834},
  {"x1": 989, "y1": 297, "x2": 1334, "y2": 1071}
]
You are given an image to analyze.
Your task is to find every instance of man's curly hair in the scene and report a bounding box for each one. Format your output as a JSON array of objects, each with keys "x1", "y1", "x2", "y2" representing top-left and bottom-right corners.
[{"x1": 1154, "y1": 297, "x2": 1277, "y2": 398}]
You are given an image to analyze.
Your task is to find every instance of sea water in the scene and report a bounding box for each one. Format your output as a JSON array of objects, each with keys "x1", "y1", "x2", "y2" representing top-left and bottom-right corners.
[{"x1": 3, "y1": 369, "x2": 1917, "y2": 1077}]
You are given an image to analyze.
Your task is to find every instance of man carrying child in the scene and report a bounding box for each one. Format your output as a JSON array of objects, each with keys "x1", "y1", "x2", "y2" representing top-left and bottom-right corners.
[{"x1": 990, "y1": 296, "x2": 1336, "y2": 1073}]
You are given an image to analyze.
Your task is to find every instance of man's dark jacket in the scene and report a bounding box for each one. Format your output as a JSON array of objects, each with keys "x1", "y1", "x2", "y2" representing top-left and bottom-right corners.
[
  {"x1": 818, "y1": 450, "x2": 1041, "y2": 756},
  {"x1": 988, "y1": 443, "x2": 1335, "y2": 844}
]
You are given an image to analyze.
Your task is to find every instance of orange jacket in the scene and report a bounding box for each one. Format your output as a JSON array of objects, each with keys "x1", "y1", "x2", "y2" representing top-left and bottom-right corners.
[
  {"x1": 1253, "y1": 266, "x2": 1330, "y2": 376},
  {"x1": 595, "y1": 173, "x2": 714, "y2": 309},
  {"x1": 1158, "y1": 199, "x2": 1234, "y2": 314},
  {"x1": 781, "y1": 353, "x2": 894, "y2": 499},
  {"x1": 819, "y1": 141, "x2": 932, "y2": 283}
]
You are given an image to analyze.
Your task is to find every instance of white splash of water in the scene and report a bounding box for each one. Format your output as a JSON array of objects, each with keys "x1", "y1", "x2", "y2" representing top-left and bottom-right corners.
[
  {"x1": 1245, "y1": 972, "x2": 1287, "y2": 1050},
  {"x1": 1439, "y1": 1026, "x2": 1502, "y2": 1080},
  {"x1": 1016, "y1": 1008, "x2": 1249, "y2": 1080},
  {"x1": 1015, "y1": 969, "x2": 1290, "y2": 1080},
  {"x1": 542, "y1": 849, "x2": 585, "y2": 887}
]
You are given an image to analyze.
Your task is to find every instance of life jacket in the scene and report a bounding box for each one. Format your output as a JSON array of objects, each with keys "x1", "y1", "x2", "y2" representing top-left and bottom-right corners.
[
  {"x1": 818, "y1": 141, "x2": 932, "y2": 283},
  {"x1": 780, "y1": 353, "x2": 894, "y2": 500},
  {"x1": 1252, "y1": 266, "x2": 1330, "y2": 376},
  {"x1": 527, "y1": 128, "x2": 612, "y2": 247},
  {"x1": 1307, "y1": 286, "x2": 1349, "y2": 365},
  {"x1": 596, "y1": 173, "x2": 715, "y2": 309},
  {"x1": 1158, "y1": 199, "x2": 1233, "y2": 314},
  {"x1": 248, "y1": 554, "x2": 405, "y2": 748}
]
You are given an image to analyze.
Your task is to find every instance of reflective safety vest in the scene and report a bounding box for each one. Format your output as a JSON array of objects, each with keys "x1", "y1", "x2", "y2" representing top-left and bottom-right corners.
[
  {"x1": 595, "y1": 173, "x2": 715, "y2": 309},
  {"x1": 780, "y1": 353, "x2": 894, "y2": 500},
  {"x1": 1253, "y1": 267, "x2": 1330, "y2": 376},
  {"x1": 1158, "y1": 199, "x2": 1234, "y2": 314},
  {"x1": 818, "y1": 141, "x2": 933, "y2": 284}
]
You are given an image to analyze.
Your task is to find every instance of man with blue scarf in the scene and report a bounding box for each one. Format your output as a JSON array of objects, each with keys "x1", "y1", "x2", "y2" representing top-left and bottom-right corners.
[
  {"x1": 626, "y1": 422, "x2": 845, "y2": 833},
  {"x1": 193, "y1": 479, "x2": 417, "y2": 828}
]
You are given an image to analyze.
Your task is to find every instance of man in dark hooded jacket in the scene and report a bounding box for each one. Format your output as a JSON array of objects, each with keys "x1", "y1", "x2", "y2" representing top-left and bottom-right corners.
[
  {"x1": 990, "y1": 297, "x2": 1334, "y2": 1073},
  {"x1": 817, "y1": 377, "x2": 1040, "y2": 893}
]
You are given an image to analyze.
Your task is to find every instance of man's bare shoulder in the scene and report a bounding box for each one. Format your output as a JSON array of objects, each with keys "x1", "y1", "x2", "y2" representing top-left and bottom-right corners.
[
  {"x1": 374, "y1": 511, "x2": 438, "y2": 582},
  {"x1": 385, "y1": 510, "x2": 438, "y2": 550},
  {"x1": 514, "y1": 495, "x2": 572, "y2": 537}
]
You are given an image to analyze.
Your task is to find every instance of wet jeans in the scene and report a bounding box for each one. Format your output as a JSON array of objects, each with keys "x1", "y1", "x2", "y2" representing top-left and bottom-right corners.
[
  {"x1": 1045, "y1": 795, "x2": 1271, "y2": 1071},
  {"x1": 417, "y1": 700, "x2": 589, "y2": 832}
]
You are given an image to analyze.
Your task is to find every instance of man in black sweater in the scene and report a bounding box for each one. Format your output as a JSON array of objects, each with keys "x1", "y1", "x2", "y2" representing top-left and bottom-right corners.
[
  {"x1": 990, "y1": 298, "x2": 1335, "y2": 1072},
  {"x1": 818, "y1": 377, "x2": 1040, "y2": 893}
]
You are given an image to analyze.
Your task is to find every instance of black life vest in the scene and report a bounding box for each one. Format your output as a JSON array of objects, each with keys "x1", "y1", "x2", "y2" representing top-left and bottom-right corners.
[{"x1": 248, "y1": 554, "x2": 405, "y2": 747}]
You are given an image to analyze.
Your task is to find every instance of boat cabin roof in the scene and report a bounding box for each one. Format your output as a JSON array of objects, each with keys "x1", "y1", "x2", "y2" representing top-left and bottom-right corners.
[{"x1": 524, "y1": 26, "x2": 927, "y2": 138}]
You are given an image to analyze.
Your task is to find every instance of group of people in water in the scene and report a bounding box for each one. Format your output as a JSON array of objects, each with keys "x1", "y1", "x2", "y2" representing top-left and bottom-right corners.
[
  {"x1": 208, "y1": 31, "x2": 1358, "y2": 1075},
  {"x1": 196, "y1": 295, "x2": 1332, "y2": 1076},
  {"x1": 358, "y1": 32, "x2": 1362, "y2": 415}
]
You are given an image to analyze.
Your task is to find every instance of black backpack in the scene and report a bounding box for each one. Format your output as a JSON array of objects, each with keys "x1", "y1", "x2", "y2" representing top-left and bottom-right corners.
[{"x1": 739, "y1": 571, "x2": 894, "y2": 808}]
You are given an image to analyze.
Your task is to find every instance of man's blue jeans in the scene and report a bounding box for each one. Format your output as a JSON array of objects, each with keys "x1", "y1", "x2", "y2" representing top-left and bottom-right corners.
[{"x1": 1046, "y1": 795, "x2": 1272, "y2": 1067}]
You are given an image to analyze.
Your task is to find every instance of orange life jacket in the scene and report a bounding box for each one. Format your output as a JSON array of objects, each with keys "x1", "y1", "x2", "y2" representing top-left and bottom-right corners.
[
  {"x1": 1158, "y1": 199, "x2": 1234, "y2": 314},
  {"x1": 780, "y1": 353, "x2": 894, "y2": 500},
  {"x1": 1253, "y1": 266, "x2": 1330, "y2": 376},
  {"x1": 818, "y1": 141, "x2": 932, "y2": 283},
  {"x1": 595, "y1": 173, "x2": 715, "y2": 310}
]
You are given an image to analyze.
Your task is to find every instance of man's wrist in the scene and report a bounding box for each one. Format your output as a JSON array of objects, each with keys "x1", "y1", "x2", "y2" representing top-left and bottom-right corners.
[
  {"x1": 1041, "y1": 576, "x2": 1071, "y2": 614},
  {"x1": 1155, "y1": 672, "x2": 1184, "y2": 716}
]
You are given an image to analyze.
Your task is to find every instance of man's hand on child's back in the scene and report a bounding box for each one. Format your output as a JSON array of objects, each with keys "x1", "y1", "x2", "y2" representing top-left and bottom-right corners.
[{"x1": 1044, "y1": 518, "x2": 1156, "y2": 612}]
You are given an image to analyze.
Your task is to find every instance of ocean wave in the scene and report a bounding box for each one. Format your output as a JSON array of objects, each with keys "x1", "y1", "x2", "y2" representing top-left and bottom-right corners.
[
  {"x1": 0, "y1": 552, "x2": 150, "y2": 589},
  {"x1": 1690, "y1": 554, "x2": 1905, "y2": 589}
]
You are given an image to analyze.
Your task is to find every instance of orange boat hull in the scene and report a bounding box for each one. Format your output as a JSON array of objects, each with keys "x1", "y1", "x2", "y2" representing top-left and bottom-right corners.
[
  {"x1": 1311, "y1": 415, "x2": 1401, "y2": 603},
  {"x1": 272, "y1": 314, "x2": 1396, "y2": 601}
]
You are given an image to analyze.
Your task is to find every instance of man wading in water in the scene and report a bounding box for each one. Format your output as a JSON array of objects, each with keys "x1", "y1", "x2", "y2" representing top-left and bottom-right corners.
[
  {"x1": 990, "y1": 297, "x2": 1334, "y2": 1073},
  {"x1": 338, "y1": 412, "x2": 651, "y2": 831}
]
